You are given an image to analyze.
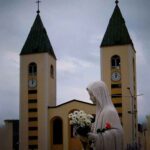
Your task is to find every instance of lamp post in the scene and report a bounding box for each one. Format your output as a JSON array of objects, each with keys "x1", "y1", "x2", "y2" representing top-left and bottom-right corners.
[
  {"x1": 127, "y1": 87, "x2": 143, "y2": 150},
  {"x1": 127, "y1": 87, "x2": 135, "y2": 149}
]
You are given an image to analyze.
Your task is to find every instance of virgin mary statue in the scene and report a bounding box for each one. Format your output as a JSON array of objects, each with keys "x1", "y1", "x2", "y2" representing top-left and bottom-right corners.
[{"x1": 87, "y1": 81, "x2": 123, "y2": 150}]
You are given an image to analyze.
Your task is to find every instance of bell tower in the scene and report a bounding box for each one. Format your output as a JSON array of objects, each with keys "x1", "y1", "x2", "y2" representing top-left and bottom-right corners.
[
  {"x1": 100, "y1": 1, "x2": 138, "y2": 149},
  {"x1": 19, "y1": 7, "x2": 56, "y2": 150}
]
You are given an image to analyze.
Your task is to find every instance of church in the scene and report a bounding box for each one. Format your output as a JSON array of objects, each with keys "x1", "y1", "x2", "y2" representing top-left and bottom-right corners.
[{"x1": 0, "y1": 1, "x2": 138, "y2": 150}]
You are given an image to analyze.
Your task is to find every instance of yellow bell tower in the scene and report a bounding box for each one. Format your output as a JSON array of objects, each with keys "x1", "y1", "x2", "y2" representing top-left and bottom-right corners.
[
  {"x1": 19, "y1": 10, "x2": 56, "y2": 150},
  {"x1": 100, "y1": 1, "x2": 138, "y2": 149}
]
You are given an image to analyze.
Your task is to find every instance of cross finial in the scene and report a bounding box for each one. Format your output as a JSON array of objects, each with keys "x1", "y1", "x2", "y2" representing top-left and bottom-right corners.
[
  {"x1": 115, "y1": 0, "x2": 119, "y2": 5},
  {"x1": 36, "y1": 0, "x2": 41, "y2": 14}
]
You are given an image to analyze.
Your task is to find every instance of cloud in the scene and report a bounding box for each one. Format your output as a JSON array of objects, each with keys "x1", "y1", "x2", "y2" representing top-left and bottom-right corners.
[
  {"x1": 0, "y1": 0, "x2": 150, "y2": 124},
  {"x1": 57, "y1": 58, "x2": 77, "y2": 74},
  {"x1": 57, "y1": 85, "x2": 91, "y2": 104},
  {"x1": 138, "y1": 94, "x2": 150, "y2": 123},
  {"x1": 57, "y1": 56, "x2": 100, "y2": 104},
  {"x1": 0, "y1": 51, "x2": 19, "y2": 124},
  {"x1": 57, "y1": 56, "x2": 97, "y2": 74}
]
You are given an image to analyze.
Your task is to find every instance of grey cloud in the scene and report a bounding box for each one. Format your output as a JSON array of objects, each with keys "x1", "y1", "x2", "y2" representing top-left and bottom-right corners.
[{"x1": 0, "y1": 0, "x2": 150, "y2": 123}]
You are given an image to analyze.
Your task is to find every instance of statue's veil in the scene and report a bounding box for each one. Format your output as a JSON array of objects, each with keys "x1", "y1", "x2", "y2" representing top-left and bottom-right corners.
[{"x1": 87, "y1": 81, "x2": 114, "y2": 109}]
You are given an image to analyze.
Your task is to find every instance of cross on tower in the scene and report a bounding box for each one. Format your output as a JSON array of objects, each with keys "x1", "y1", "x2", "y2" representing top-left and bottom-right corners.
[
  {"x1": 36, "y1": 0, "x2": 41, "y2": 14},
  {"x1": 115, "y1": 0, "x2": 119, "y2": 5}
]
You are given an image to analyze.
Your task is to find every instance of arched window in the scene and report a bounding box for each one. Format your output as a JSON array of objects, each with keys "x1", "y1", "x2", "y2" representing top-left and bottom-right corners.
[
  {"x1": 111, "y1": 55, "x2": 120, "y2": 69},
  {"x1": 28, "y1": 63, "x2": 37, "y2": 75},
  {"x1": 50, "y1": 65, "x2": 54, "y2": 78},
  {"x1": 52, "y1": 117, "x2": 63, "y2": 144}
]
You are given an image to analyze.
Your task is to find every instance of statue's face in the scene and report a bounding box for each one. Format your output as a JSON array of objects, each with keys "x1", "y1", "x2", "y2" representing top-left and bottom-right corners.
[{"x1": 87, "y1": 89, "x2": 96, "y2": 104}]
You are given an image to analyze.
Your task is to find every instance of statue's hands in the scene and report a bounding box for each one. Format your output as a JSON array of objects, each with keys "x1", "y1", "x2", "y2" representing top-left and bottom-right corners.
[
  {"x1": 88, "y1": 132, "x2": 98, "y2": 141},
  {"x1": 78, "y1": 135, "x2": 88, "y2": 143}
]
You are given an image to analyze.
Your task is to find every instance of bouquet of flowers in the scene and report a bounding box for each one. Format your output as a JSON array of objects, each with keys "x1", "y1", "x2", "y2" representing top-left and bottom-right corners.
[{"x1": 69, "y1": 110, "x2": 94, "y2": 136}]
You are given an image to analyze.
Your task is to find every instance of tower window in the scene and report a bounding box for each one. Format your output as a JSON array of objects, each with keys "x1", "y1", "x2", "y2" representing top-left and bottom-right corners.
[
  {"x1": 28, "y1": 136, "x2": 38, "y2": 140},
  {"x1": 111, "y1": 84, "x2": 121, "y2": 88},
  {"x1": 28, "y1": 99, "x2": 37, "y2": 103},
  {"x1": 28, "y1": 63, "x2": 37, "y2": 75},
  {"x1": 28, "y1": 108, "x2": 37, "y2": 112},
  {"x1": 29, "y1": 145, "x2": 38, "y2": 149},
  {"x1": 111, "y1": 94, "x2": 122, "y2": 98},
  {"x1": 111, "y1": 55, "x2": 120, "y2": 69},
  {"x1": 28, "y1": 117, "x2": 38, "y2": 122},
  {"x1": 50, "y1": 65, "x2": 54, "y2": 78},
  {"x1": 52, "y1": 117, "x2": 63, "y2": 144},
  {"x1": 29, "y1": 127, "x2": 38, "y2": 130},
  {"x1": 114, "y1": 103, "x2": 122, "y2": 107},
  {"x1": 28, "y1": 90, "x2": 37, "y2": 94}
]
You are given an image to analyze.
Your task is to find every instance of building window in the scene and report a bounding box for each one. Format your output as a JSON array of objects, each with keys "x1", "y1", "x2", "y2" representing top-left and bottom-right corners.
[
  {"x1": 53, "y1": 117, "x2": 63, "y2": 144},
  {"x1": 29, "y1": 127, "x2": 38, "y2": 130},
  {"x1": 28, "y1": 117, "x2": 38, "y2": 122},
  {"x1": 28, "y1": 99, "x2": 37, "y2": 103},
  {"x1": 29, "y1": 145, "x2": 38, "y2": 149},
  {"x1": 111, "y1": 55, "x2": 120, "y2": 69},
  {"x1": 28, "y1": 90, "x2": 37, "y2": 94},
  {"x1": 111, "y1": 94, "x2": 122, "y2": 98},
  {"x1": 28, "y1": 108, "x2": 37, "y2": 112},
  {"x1": 114, "y1": 103, "x2": 122, "y2": 107},
  {"x1": 50, "y1": 65, "x2": 54, "y2": 78},
  {"x1": 111, "y1": 84, "x2": 121, "y2": 88},
  {"x1": 28, "y1": 63, "x2": 37, "y2": 75},
  {"x1": 28, "y1": 136, "x2": 38, "y2": 140}
]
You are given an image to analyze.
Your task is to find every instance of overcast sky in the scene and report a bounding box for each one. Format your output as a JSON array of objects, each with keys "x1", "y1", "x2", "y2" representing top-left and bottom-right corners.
[{"x1": 0, "y1": 0, "x2": 150, "y2": 124}]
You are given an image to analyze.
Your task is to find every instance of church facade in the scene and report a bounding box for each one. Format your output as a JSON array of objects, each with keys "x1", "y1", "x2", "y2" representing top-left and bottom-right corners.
[{"x1": 0, "y1": 1, "x2": 139, "y2": 150}]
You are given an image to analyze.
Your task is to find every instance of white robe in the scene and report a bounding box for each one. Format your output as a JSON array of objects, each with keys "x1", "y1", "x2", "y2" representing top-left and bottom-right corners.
[{"x1": 87, "y1": 81, "x2": 123, "y2": 150}]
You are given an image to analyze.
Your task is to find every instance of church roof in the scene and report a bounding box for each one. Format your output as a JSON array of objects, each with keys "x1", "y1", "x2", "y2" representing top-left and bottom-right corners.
[
  {"x1": 100, "y1": 3, "x2": 133, "y2": 47},
  {"x1": 20, "y1": 14, "x2": 56, "y2": 59},
  {"x1": 48, "y1": 99, "x2": 95, "y2": 108}
]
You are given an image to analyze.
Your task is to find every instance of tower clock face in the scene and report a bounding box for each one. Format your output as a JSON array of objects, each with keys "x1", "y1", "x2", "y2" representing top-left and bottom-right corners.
[
  {"x1": 28, "y1": 79, "x2": 37, "y2": 88},
  {"x1": 111, "y1": 72, "x2": 121, "y2": 81}
]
